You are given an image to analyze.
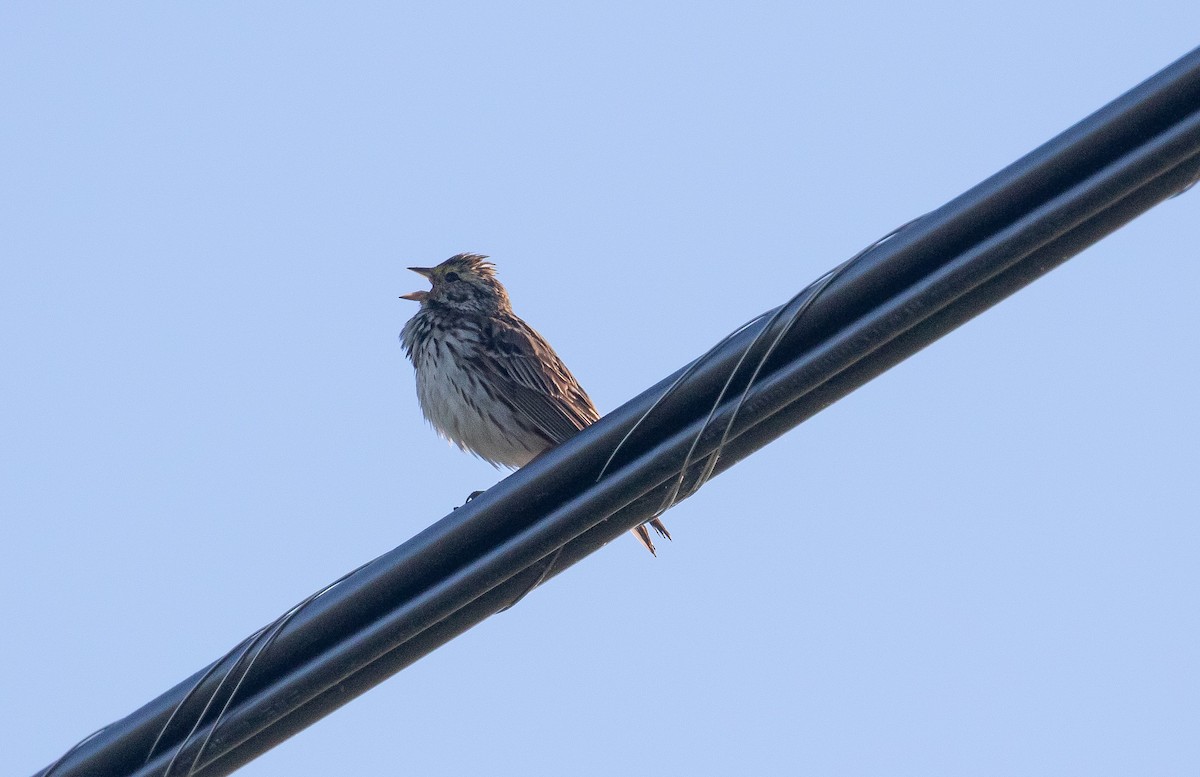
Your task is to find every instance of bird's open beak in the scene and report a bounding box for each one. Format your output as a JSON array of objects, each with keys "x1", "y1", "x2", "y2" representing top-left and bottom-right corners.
[{"x1": 401, "y1": 267, "x2": 435, "y2": 302}]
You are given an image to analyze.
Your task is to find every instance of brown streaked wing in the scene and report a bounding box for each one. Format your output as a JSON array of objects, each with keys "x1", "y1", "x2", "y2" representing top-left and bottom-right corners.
[{"x1": 470, "y1": 315, "x2": 599, "y2": 444}]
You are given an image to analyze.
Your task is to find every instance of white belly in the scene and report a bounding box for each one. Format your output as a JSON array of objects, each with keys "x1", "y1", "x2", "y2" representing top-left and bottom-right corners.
[{"x1": 413, "y1": 342, "x2": 544, "y2": 468}]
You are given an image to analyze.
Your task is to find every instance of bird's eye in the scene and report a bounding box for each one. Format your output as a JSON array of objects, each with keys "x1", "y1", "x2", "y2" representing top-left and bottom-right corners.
[{"x1": 444, "y1": 272, "x2": 460, "y2": 282}]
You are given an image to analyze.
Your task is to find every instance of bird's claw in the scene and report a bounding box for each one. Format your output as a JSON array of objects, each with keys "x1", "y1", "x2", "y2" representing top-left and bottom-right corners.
[{"x1": 453, "y1": 490, "x2": 485, "y2": 510}]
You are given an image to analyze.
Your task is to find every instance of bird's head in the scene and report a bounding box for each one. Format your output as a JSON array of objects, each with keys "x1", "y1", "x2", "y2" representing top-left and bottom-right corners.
[{"x1": 401, "y1": 253, "x2": 511, "y2": 314}]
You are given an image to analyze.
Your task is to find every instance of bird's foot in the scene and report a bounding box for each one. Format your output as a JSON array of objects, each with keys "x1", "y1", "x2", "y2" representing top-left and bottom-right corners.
[{"x1": 453, "y1": 490, "x2": 485, "y2": 510}]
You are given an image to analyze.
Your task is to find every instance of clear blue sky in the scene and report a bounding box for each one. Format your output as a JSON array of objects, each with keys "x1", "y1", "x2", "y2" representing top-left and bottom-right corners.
[{"x1": 4, "y1": 4, "x2": 1199, "y2": 776}]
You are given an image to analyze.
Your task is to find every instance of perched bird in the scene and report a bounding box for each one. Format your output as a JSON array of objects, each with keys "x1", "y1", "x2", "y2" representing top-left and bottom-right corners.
[{"x1": 400, "y1": 253, "x2": 670, "y2": 555}]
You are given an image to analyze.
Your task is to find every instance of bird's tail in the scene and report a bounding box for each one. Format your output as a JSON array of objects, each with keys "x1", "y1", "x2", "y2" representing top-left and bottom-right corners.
[{"x1": 632, "y1": 517, "x2": 672, "y2": 556}]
